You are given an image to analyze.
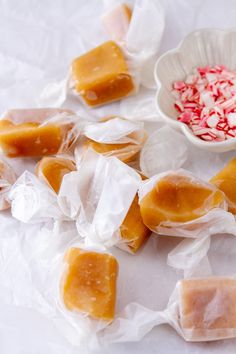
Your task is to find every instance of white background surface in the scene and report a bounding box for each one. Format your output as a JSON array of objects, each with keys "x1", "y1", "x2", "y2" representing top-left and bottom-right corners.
[{"x1": 1, "y1": 0, "x2": 236, "y2": 353}]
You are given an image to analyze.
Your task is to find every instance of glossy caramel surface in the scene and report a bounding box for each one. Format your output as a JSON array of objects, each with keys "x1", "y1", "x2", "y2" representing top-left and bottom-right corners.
[
  {"x1": 35, "y1": 157, "x2": 76, "y2": 193},
  {"x1": 62, "y1": 248, "x2": 118, "y2": 321},
  {"x1": 84, "y1": 138, "x2": 139, "y2": 163},
  {"x1": 140, "y1": 174, "x2": 224, "y2": 230},
  {"x1": 0, "y1": 120, "x2": 65, "y2": 157},
  {"x1": 120, "y1": 194, "x2": 151, "y2": 252},
  {"x1": 210, "y1": 158, "x2": 236, "y2": 214},
  {"x1": 72, "y1": 41, "x2": 134, "y2": 106}
]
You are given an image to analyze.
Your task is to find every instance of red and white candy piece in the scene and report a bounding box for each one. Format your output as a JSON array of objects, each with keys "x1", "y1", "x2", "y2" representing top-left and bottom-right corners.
[{"x1": 172, "y1": 65, "x2": 236, "y2": 142}]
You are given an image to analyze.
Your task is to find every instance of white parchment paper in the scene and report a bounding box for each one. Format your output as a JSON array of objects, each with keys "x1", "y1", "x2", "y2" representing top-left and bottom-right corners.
[{"x1": 1, "y1": 0, "x2": 236, "y2": 353}]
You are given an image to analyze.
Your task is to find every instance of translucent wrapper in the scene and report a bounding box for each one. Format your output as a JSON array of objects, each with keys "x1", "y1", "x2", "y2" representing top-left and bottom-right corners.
[
  {"x1": 0, "y1": 108, "x2": 81, "y2": 158},
  {"x1": 9, "y1": 149, "x2": 143, "y2": 253},
  {"x1": 75, "y1": 117, "x2": 146, "y2": 165},
  {"x1": 9, "y1": 171, "x2": 65, "y2": 223},
  {"x1": 101, "y1": 2, "x2": 133, "y2": 42},
  {"x1": 138, "y1": 169, "x2": 234, "y2": 238},
  {"x1": 39, "y1": 0, "x2": 165, "y2": 108},
  {"x1": 0, "y1": 158, "x2": 16, "y2": 210},
  {"x1": 58, "y1": 149, "x2": 142, "y2": 248},
  {"x1": 101, "y1": 276, "x2": 236, "y2": 343},
  {"x1": 138, "y1": 169, "x2": 236, "y2": 275},
  {"x1": 140, "y1": 126, "x2": 188, "y2": 177}
]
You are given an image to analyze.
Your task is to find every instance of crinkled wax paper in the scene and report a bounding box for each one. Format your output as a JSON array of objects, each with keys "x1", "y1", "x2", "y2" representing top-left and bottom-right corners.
[
  {"x1": 10, "y1": 150, "x2": 142, "y2": 249},
  {"x1": 2, "y1": 0, "x2": 236, "y2": 353},
  {"x1": 39, "y1": 0, "x2": 165, "y2": 109}
]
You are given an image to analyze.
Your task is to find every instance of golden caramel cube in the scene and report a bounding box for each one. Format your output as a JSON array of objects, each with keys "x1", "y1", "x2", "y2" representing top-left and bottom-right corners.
[
  {"x1": 0, "y1": 108, "x2": 75, "y2": 158},
  {"x1": 84, "y1": 138, "x2": 141, "y2": 163},
  {"x1": 0, "y1": 121, "x2": 70, "y2": 158},
  {"x1": 35, "y1": 157, "x2": 76, "y2": 193},
  {"x1": 210, "y1": 158, "x2": 236, "y2": 214},
  {"x1": 83, "y1": 116, "x2": 146, "y2": 163},
  {"x1": 120, "y1": 194, "x2": 151, "y2": 252},
  {"x1": 140, "y1": 173, "x2": 225, "y2": 231},
  {"x1": 102, "y1": 3, "x2": 132, "y2": 40},
  {"x1": 71, "y1": 41, "x2": 134, "y2": 107},
  {"x1": 179, "y1": 278, "x2": 236, "y2": 340},
  {"x1": 62, "y1": 248, "x2": 118, "y2": 321},
  {"x1": 0, "y1": 121, "x2": 64, "y2": 157}
]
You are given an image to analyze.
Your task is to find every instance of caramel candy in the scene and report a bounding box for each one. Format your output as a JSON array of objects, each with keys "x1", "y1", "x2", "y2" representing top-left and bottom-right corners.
[
  {"x1": 0, "y1": 109, "x2": 75, "y2": 158},
  {"x1": 35, "y1": 157, "x2": 76, "y2": 193},
  {"x1": 179, "y1": 277, "x2": 236, "y2": 341},
  {"x1": 210, "y1": 158, "x2": 236, "y2": 214},
  {"x1": 83, "y1": 116, "x2": 146, "y2": 163},
  {"x1": 120, "y1": 194, "x2": 151, "y2": 252},
  {"x1": 102, "y1": 3, "x2": 132, "y2": 40},
  {"x1": 84, "y1": 138, "x2": 141, "y2": 163},
  {"x1": 62, "y1": 248, "x2": 118, "y2": 321},
  {"x1": 71, "y1": 41, "x2": 134, "y2": 107},
  {"x1": 140, "y1": 173, "x2": 225, "y2": 230}
]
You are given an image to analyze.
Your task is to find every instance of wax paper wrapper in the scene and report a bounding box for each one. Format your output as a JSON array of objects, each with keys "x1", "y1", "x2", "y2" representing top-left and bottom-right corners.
[
  {"x1": 9, "y1": 171, "x2": 65, "y2": 223},
  {"x1": 101, "y1": 276, "x2": 236, "y2": 344},
  {"x1": 0, "y1": 108, "x2": 82, "y2": 158},
  {"x1": 138, "y1": 169, "x2": 235, "y2": 239},
  {"x1": 138, "y1": 169, "x2": 236, "y2": 275},
  {"x1": 0, "y1": 158, "x2": 16, "y2": 210},
  {"x1": 9, "y1": 149, "x2": 142, "y2": 253},
  {"x1": 0, "y1": 219, "x2": 108, "y2": 350},
  {"x1": 58, "y1": 149, "x2": 142, "y2": 250},
  {"x1": 140, "y1": 126, "x2": 189, "y2": 177},
  {"x1": 39, "y1": 0, "x2": 165, "y2": 108},
  {"x1": 2, "y1": 209, "x2": 227, "y2": 349},
  {"x1": 75, "y1": 117, "x2": 146, "y2": 166},
  {"x1": 102, "y1": 0, "x2": 165, "y2": 89}
]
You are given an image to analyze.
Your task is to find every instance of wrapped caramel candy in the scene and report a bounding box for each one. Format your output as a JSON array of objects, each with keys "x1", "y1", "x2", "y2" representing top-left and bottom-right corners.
[
  {"x1": 139, "y1": 170, "x2": 227, "y2": 238},
  {"x1": 119, "y1": 172, "x2": 151, "y2": 253},
  {"x1": 102, "y1": 3, "x2": 132, "y2": 41},
  {"x1": 140, "y1": 171, "x2": 224, "y2": 228},
  {"x1": 0, "y1": 159, "x2": 16, "y2": 210},
  {"x1": 35, "y1": 157, "x2": 76, "y2": 193},
  {"x1": 79, "y1": 117, "x2": 146, "y2": 164},
  {"x1": 0, "y1": 108, "x2": 78, "y2": 158},
  {"x1": 210, "y1": 158, "x2": 236, "y2": 214},
  {"x1": 40, "y1": 0, "x2": 165, "y2": 108},
  {"x1": 104, "y1": 276, "x2": 236, "y2": 343},
  {"x1": 71, "y1": 41, "x2": 134, "y2": 107},
  {"x1": 179, "y1": 277, "x2": 236, "y2": 341},
  {"x1": 61, "y1": 247, "x2": 118, "y2": 321},
  {"x1": 120, "y1": 194, "x2": 151, "y2": 253},
  {"x1": 59, "y1": 149, "x2": 142, "y2": 250}
]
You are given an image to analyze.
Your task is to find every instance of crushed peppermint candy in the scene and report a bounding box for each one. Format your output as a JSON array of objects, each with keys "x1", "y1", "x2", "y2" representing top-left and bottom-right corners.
[{"x1": 172, "y1": 65, "x2": 236, "y2": 142}]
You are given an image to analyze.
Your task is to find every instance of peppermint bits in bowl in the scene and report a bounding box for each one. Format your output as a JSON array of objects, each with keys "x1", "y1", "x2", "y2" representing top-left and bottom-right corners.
[
  {"x1": 173, "y1": 65, "x2": 236, "y2": 142},
  {"x1": 155, "y1": 28, "x2": 236, "y2": 152}
]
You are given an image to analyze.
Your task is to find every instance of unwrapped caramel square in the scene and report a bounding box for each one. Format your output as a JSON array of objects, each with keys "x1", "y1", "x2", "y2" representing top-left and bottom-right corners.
[
  {"x1": 62, "y1": 248, "x2": 118, "y2": 321},
  {"x1": 71, "y1": 41, "x2": 134, "y2": 106}
]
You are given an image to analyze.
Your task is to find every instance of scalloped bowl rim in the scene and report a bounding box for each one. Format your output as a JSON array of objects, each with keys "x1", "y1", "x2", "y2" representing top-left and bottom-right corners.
[{"x1": 154, "y1": 28, "x2": 236, "y2": 152}]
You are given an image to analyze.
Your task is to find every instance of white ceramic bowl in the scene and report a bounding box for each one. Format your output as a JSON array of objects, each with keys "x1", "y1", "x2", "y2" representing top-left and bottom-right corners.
[{"x1": 155, "y1": 28, "x2": 236, "y2": 152}]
